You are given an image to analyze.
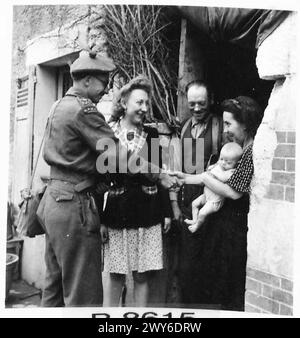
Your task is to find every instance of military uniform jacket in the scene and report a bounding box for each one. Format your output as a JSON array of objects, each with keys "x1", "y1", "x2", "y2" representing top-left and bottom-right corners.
[{"x1": 43, "y1": 87, "x2": 119, "y2": 179}]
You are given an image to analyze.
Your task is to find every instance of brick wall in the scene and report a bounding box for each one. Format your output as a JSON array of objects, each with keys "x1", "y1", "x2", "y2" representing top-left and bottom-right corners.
[
  {"x1": 265, "y1": 131, "x2": 295, "y2": 202},
  {"x1": 247, "y1": 130, "x2": 295, "y2": 316},
  {"x1": 245, "y1": 267, "x2": 293, "y2": 315}
]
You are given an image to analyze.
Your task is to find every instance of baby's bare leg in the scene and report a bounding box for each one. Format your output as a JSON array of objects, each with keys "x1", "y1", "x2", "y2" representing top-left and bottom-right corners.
[
  {"x1": 185, "y1": 194, "x2": 206, "y2": 225},
  {"x1": 188, "y1": 201, "x2": 216, "y2": 233},
  {"x1": 192, "y1": 194, "x2": 205, "y2": 222}
]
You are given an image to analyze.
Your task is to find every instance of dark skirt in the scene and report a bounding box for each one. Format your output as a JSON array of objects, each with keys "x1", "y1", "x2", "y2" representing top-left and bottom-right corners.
[{"x1": 178, "y1": 197, "x2": 249, "y2": 311}]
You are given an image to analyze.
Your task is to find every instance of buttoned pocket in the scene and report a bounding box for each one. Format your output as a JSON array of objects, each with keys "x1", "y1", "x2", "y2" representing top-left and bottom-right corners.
[
  {"x1": 49, "y1": 191, "x2": 74, "y2": 202},
  {"x1": 44, "y1": 188, "x2": 81, "y2": 234}
]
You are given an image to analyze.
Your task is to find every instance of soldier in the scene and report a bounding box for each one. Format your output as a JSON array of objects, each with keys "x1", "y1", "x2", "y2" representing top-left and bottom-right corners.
[{"x1": 37, "y1": 50, "x2": 178, "y2": 307}]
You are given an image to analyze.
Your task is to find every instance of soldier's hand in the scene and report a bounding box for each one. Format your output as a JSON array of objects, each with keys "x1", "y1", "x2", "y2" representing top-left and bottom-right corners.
[
  {"x1": 159, "y1": 172, "x2": 175, "y2": 189},
  {"x1": 159, "y1": 172, "x2": 184, "y2": 190},
  {"x1": 168, "y1": 170, "x2": 186, "y2": 180},
  {"x1": 100, "y1": 224, "x2": 108, "y2": 244}
]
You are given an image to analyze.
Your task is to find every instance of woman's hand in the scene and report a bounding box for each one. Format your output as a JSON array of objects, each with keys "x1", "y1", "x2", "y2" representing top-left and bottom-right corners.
[
  {"x1": 171, "y1": 201, "x2": 183, "y2": 223},
  {"x1": 163, "y1": 217, "x2": 172, "y2": 234},
  {"x1": 100, "y1": 224, "x2": 109, "y2": 243}
]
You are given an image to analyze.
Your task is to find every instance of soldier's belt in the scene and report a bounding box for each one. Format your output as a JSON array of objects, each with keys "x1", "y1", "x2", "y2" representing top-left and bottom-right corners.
[
  {"x1": 50, "y1": 178, "x2": 95, "y2": 193},
  {"x1": 50, "y1": 166, "x2": 95, "y2": 192}
]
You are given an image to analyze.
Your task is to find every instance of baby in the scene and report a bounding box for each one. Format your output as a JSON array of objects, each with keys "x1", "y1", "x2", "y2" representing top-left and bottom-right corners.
[{"x1": 185, "y1": 142, "x2": 243, "y2": 233}]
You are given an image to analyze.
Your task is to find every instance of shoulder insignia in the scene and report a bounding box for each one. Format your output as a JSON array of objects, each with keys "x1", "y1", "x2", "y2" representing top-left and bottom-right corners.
[{"x1": 76, "y1": 97, "x2": 99, "y2": 114}]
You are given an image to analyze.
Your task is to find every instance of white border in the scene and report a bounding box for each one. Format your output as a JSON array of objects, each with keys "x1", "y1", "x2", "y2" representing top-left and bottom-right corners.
[{"x1": 1, "y1": 0, "x2": 299, "y2": 319}]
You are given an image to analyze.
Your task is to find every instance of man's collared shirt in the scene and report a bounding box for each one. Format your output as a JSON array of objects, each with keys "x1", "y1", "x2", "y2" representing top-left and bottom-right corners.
[{"x1": 190, "y1": 115, "x2": 211, "y2": 139}]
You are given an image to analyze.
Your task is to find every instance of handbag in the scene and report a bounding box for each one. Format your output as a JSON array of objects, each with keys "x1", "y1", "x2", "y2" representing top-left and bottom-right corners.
[{"x1": 16, "y1": 100, "x2": 60, "y2": 238}]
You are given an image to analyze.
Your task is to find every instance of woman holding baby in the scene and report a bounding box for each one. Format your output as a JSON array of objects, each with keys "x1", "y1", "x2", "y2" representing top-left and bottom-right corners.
[{"x1": 177, "y1": 96, "x2": 263, "y2": 311}]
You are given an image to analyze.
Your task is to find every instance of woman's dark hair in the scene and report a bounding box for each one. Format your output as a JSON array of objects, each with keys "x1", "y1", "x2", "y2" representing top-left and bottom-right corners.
[
  {"x1": 221, "y1": 96, "x2": 264, "y2": 138},
  {"x1": 110, "y1": 75, "x2": 153, "y2": 122}
]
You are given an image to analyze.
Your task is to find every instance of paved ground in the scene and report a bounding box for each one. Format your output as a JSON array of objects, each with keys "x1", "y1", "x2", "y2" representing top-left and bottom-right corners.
[
  {"x1": 5, "y1": 275, "x2": 177, "y2": 308},
  {"x1": 5, "y1": 280, "x2": 42, "y2": 308}
]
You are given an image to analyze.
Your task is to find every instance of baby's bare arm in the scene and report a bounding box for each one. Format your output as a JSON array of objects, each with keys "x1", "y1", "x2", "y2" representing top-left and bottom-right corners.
[{"x1": 211, "y1": 166, "x2": 235, "y2": 183}]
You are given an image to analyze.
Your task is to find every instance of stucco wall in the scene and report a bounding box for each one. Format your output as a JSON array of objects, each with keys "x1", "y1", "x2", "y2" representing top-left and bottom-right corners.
[
  {"x1": 21, "y1": 236, "x2": 46, "y2": 289},
  {"x1": 11, "y1": 5, "x2": 91, "y2": 104},
  {"x1": 9, "y1": 4, "x2": 102, "y2": 201},
  {"x1": 10, "y1": 5, "x2": 102, "y2": 289}
]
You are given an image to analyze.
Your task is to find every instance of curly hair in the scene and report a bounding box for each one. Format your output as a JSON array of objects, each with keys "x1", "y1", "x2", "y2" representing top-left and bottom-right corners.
[
  {"x1": 221, "y1": 96, "x2": 263, "y2": 138},
  {"x1": 110, "y1": 75, "x2": 153, "y2": 122}
]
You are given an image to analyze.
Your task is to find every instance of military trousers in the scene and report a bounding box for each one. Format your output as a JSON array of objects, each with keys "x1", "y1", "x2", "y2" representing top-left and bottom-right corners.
[{"x1": 37, "y1": 180, "x2": 102, "y2": 307}]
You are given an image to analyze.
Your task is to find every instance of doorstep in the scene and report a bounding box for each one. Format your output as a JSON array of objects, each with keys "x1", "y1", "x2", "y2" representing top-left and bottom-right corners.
[{"x1": 5, "y1": 279, "x2": 42, "y2": 308}]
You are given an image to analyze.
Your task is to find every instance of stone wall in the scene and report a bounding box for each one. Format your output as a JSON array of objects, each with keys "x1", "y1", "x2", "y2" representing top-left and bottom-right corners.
[{"x1": 246, "y1": 12, "x2": 297, "y2": 316}]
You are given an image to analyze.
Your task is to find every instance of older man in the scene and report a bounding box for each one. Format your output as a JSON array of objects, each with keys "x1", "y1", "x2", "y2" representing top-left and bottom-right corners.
[
  {"x1": 170, "y1": 80, "x2": 223, "y2": 306},
  {"x1": 37, "y1": 50, "x2": 178, "y2": 307}
]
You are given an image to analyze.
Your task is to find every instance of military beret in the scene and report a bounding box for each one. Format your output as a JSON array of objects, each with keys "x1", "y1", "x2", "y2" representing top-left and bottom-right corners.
[{"x1": 70, "y1": 50, "x2": 116, "y2": 75}]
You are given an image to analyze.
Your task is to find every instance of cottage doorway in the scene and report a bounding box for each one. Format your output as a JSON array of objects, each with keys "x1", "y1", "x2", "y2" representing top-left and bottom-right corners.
[{"x1": 177, "y1": 20, "x2": 274, "y2": 122}]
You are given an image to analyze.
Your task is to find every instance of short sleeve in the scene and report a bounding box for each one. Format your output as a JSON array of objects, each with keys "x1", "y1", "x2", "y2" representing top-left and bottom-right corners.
[{"x1": 227, "y1": 144, "x2": 254, "y2": 193}]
